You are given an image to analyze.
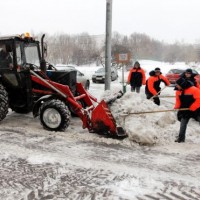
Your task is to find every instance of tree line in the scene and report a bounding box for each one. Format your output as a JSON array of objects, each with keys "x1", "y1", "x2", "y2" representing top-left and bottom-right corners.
[
  {"x1": 40, "y1": 32, "x2": 200, "y2": 66},
  {"x1": 111, "y1": 32, "x2": 199, "y2": 64},
  {"x1": 44, "y1": 33, "x2": 99, "y2": 66}
]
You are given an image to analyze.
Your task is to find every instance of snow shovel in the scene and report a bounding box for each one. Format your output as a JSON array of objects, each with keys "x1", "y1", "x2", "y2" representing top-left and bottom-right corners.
[
  {"x1": 122, "y1": 108, "x2": 189, "y2": 115},
  {"x1": 150, "y1": 86, "x2": 167, "y2": 100},
  {"x1": 119, "y1": 108, "x2": 189, "y2": 128},
  {"x1": 159, "y1": 95, "x2": 175, "y2": 98}
]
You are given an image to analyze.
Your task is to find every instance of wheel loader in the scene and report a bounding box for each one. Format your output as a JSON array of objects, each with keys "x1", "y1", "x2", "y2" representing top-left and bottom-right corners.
[{"x1": 0, "y1": 33, "x2": 126, "y2": 138}]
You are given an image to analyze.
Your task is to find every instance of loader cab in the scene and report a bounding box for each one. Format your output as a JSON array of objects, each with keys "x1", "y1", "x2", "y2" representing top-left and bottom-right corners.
[
  {"x1": 0, "y1": 34, "x2": 43, "y2": 113},
  {"x1": 0, "y1": 33, "x2": 77, "y2": 114},
  {"x1": 0, "y1": 34, "x2": 42, "y2": 72}
]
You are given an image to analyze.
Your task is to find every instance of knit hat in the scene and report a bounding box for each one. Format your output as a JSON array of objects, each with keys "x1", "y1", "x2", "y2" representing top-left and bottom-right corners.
[
  {"x1": 133, "y1": 61, "x2": 140, "y2": 68},
  {"x1": 155, "y1": 67, "x2": 161, "y2": 71},
  {"x1": 185, "y1": 68, "x2": 192, "y2": 74},
  {"x1": 149, "y1": 70, "x2": 155, "y2": 76},
  {"x1": 176, "y1": 78, "x2": 193, "y2": 89}
]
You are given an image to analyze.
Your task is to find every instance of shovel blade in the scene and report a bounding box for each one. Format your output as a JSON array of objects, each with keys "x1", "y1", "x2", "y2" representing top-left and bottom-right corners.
[{"x1": 91, "y1": 100, "x2": 127, "y2": 138}]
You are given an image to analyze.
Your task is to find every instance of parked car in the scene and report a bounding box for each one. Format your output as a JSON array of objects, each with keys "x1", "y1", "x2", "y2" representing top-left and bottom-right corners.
[
  {"x1": 55, "y1": 65, "x2": 90, "y2": 90},
  {"x1": 92, "y1": 67, "x2": 118, "y2": 83},
  {"x1": 165, "y1": 68, "x2": 200, "y2": 84}
]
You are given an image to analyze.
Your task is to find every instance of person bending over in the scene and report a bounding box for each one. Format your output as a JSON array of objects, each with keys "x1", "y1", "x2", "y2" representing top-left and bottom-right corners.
[{"x1": 145, "y1": 68, "x2": 170, "y2": 105}]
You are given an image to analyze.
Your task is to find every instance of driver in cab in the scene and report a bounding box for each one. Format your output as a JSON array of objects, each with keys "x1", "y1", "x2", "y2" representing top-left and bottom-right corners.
[{"x1": 0, "y1": 44, "x2": 13, "y2": 69}]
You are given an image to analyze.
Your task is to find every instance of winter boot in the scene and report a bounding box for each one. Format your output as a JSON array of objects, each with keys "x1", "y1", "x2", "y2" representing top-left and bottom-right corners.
[{"x1": 175, "y1": 137, "x2": 185, "y2": 143}]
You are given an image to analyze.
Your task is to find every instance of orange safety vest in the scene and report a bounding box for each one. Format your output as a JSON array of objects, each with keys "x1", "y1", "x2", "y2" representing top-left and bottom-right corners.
[
  {"x1": 146, "y1": 75, "x2": 170, "y2": 95},
  {"x1": 174, "y1": 86, "x2": 200, "y2": 111},
  {"x1": 127, "y1": 68, "x2": 146, "y2": 86}
]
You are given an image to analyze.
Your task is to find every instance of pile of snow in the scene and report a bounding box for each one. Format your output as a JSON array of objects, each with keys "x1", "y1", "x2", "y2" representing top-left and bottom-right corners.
[{"x1": 108, "y1": 92, "x2": 179, "y2": 145}]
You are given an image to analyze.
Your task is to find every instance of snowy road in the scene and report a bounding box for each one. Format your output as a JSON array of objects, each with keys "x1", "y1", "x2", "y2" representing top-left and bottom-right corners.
[
  {"x1": 0, "y1": 121, "x2": 200, "y2": 200},
  {"x1": 0, "y1": 63, "x2": 200, "y2": 199},
  {"x1": 0, "y1": 83, "x2": 200, "y2": 199}
]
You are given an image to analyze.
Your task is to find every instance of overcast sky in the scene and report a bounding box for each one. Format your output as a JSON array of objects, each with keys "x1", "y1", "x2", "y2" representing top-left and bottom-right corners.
[{"x1": 1, "y1": 0, "x2": 200, "y2": 44}]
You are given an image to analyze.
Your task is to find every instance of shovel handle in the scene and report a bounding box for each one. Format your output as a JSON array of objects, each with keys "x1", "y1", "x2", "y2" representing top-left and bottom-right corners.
[
  {"x1": 123, "y1": 108, "x2": 189, "y2": 115},
  {"x1": 159, "y1": 95, "x2": 175, "y2": 98},
  {"x1": 150, "y1": 86, "x2": 167, "y2": 100}
]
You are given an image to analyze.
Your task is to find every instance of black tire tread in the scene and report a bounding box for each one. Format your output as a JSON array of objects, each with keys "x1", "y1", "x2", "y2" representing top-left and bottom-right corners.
[
  {"x1": 40, "y1": 99, "x2": 70, "y2": 131},
  {"x1": 0, "y1": 84, "x2": 9, "y2": 121}
]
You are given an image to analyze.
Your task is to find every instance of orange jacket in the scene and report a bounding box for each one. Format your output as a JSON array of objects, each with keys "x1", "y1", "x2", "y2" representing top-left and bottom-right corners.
[
  {"x1": 146, "y1": 74, "x2": 170, "y2": 95},
  {"x1": 194, "y1": 76, "x2": 200, "y2": 89},
  {"x1": 174, "y1": 86, "x2": 200, "y2": 111},
  {"x1": 127, "y1": 68, "x2": 146, "y2": 86}
]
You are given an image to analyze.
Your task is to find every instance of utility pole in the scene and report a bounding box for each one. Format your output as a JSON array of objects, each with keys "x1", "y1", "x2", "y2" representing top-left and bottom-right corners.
[{"x1": 105, "y1": 0, "x2": 112, "y2": 90}]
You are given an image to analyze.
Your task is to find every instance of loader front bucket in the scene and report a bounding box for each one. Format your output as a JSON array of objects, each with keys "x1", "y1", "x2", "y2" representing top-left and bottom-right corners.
[{"x1": 91, "y1": 100, "x2": 127, "y2": 138}]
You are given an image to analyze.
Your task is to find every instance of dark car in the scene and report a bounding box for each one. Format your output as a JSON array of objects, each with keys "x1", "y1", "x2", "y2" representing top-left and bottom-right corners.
[{"x1": 165, "y1": 68, "x2": 200, "y2": 84}]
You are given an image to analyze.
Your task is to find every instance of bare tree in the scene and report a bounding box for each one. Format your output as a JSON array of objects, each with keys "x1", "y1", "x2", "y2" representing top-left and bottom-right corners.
[{"x1": 35, "y1": 32, "x2": 198, "y2": 65}]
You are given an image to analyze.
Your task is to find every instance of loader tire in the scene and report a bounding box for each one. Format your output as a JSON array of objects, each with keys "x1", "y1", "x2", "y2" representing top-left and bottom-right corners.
[
  {"x1": 40, "y1": 99, "x2": 71, "y2": 131},
  {"x1": 0, "y1": 84, "x2": 9, "y2": 121}
]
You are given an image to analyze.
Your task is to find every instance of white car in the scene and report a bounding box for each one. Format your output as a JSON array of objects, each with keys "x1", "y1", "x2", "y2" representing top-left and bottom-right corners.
[
  {"x1": 92, "y1": 67, "x2": 118, "y2": 83},
  {"x1": 55, "y1": 65, "x2": 90, "y2": 90}
]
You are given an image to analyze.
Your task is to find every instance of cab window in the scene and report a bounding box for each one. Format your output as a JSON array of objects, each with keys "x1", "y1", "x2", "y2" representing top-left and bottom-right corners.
[
  {"x1": 0, "y1": 43, "x2": 13, "y2": 69},
  {"x1": 24, "y1": 43, "x2": 40, "y2": 66},
  {"x1": 16, "y1": 43, "x2": 23, "y2": 66}
]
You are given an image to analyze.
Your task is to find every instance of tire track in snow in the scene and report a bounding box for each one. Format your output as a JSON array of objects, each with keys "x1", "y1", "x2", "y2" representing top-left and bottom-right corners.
[{"x1": 0, "y1": 126, "x2": 199, "y2": 199}]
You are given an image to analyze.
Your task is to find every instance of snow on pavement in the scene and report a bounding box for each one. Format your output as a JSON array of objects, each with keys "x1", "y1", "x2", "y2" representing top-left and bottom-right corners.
[
  {"x1": 109, "y1": 91, "x2": 200, "y2": 146},
  {"x1": 0, "y1": 61, "x2": 200, "y2": 199}
]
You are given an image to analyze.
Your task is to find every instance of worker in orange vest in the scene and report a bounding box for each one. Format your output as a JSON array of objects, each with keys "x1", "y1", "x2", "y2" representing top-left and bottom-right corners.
[
  {"x1": 145, "y1": 68, "x2": 170, "y2": 105},
  {"x1": 180, "y1": 68, "x2": 200, "y2": 89},
  {"x1": 174, "y1": 78, "x2": 200, "y2": 143},
  {"x1": 127, "y1": 61, "x2": 146, "y2": 93}
]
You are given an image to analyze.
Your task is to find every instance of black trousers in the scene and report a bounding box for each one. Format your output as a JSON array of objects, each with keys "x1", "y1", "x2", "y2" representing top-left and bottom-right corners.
[
  {"x1": 146, "y1": 94, "x2": 160, "y2": 105},
  {"x1": 178, "y1": 115, "x2": 200, "y2": 141},
  {"x1": 178, "y1": 117, "x2": 190, "y2": 141},
  {"x1": 131, "y1": 86, "x2": 141, "y2": 93}
]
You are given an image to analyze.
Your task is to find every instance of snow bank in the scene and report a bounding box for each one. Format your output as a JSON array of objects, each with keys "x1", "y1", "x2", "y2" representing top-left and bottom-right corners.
[{"x1": 109, "y1": 92, "x2": 178, "y2": 145}]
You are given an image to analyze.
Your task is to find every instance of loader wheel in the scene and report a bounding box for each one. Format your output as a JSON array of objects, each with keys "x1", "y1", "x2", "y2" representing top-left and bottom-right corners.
[
  {"x1": 40, "y1": 99, "x2": 70, "y2": 131},
  {"x1": 0, "y1": 84, "x2": 9, "y2": 121}
]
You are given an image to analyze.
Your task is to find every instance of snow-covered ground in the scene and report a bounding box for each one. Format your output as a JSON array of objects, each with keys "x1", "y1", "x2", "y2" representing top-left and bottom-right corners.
[{"x1": 0, "y1": 60, "x2": 200, "y2": 200}]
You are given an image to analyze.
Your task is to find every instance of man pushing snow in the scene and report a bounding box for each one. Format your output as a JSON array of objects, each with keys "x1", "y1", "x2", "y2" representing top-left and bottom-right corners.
[{"x1": 174, "y1": 78, "x2": 200, "y2": 143}]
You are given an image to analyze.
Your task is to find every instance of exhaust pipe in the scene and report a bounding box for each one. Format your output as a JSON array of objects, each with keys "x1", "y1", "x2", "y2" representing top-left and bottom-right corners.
[
  {"x1": 40, "y1": 34, "x2": 46, "y2": 73},
  {"x1": 41, "y1": 34, "x2": 45, "y2": 59}
]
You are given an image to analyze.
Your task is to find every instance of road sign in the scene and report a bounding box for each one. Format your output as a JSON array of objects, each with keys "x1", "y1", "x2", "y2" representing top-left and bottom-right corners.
[
  {"x1": 119, "y1": 53, "x2": 128, "y2": 61},
  {"x1": 115, "y1": 53, "x2": 131, "y2": 64}
]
